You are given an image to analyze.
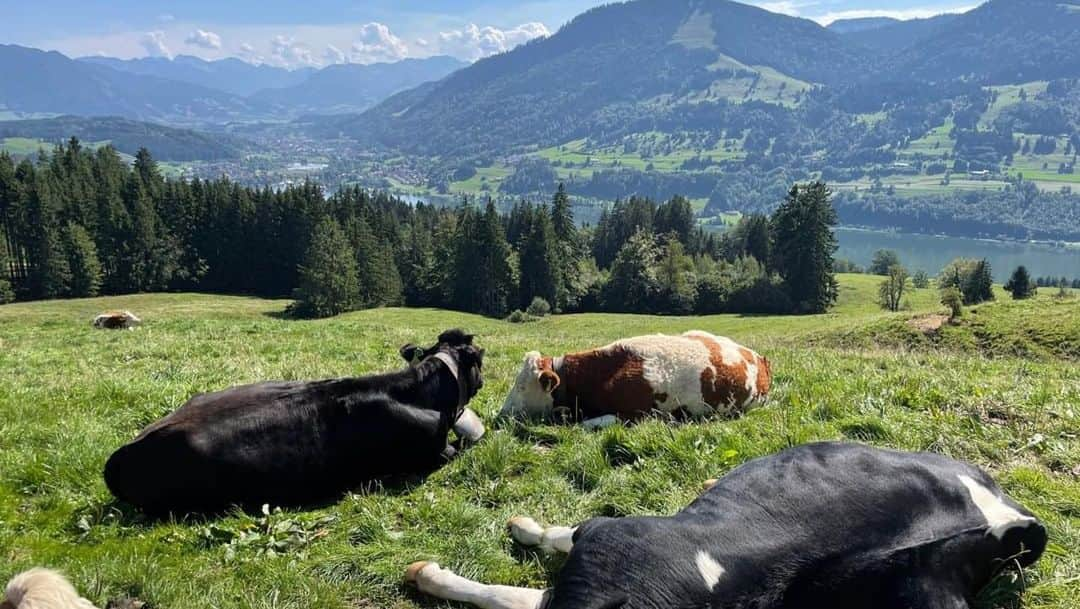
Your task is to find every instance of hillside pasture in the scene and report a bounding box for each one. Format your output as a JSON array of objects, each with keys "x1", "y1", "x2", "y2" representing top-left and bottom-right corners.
[{"x1": 0, "y1": 275, "x2": 1076, "y2": 608}]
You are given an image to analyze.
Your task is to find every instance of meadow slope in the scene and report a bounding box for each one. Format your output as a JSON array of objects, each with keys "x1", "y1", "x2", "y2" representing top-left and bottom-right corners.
[{"x1": 0, "y1": 275, "x2": 1077, "y2": 608}]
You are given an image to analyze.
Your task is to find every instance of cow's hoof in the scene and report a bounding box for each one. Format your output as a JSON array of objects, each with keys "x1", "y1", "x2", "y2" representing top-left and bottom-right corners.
[
  {"x1": 702, "y1": 479, "x2": 719, "y2": 491},
  {"x1": 509, "y1": 516, "x2": 544, "y2": 546},
  {"x1": 405, "y1": 561, "x2": 435, "y2": 583}
]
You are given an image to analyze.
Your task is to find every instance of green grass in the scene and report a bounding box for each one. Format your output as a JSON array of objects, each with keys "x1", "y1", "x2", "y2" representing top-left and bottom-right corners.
[
  {"x1": 980, "y1": 82, "x2": 1050, "y2": 130},
  {"x1": 0, "y1": 137, "x2": 50, "y2": 156},
  {"x1": 0, "y1": 275, "x2": 1077, "y2": 608}
]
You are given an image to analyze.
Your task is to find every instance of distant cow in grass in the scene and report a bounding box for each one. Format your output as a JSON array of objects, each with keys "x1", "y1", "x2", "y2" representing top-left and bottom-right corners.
[
  {"x1": 92, "y1": 311, "x2": 141, "y2": 330},
  {"x1": 499, "y1": 331, "x2": 770, "y2": 428},
  {"x1": 407, "y1": 442, "x2": 1047, "y2": 609},
  {"x1": 104, "y1": 329, "x2": 485, "y2": 514}
]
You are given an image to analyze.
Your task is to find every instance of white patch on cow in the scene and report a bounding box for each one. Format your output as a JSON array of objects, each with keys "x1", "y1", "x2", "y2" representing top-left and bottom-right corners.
[
  {"x1": 499, "y1": 352, "x2": 555, "y2": 420},
  {"x1": 958, "y1": 475, "x2": 1036, "y2": 539},
  {"x1": 615, "y1": 334, "x2": 713, "y2": 416},
  {"x1": 582, "y1": 415, "x2": 618, "y2": 430},
  {"x1": 410, "y1": 562, "x2": 546, "y2": 609},
  {"x1": 695, "y1": 550, "x2": 726, "y2": 590}
]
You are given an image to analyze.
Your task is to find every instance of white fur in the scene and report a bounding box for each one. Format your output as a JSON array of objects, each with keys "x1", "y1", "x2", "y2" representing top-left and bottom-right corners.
[
  {"x1": 509, "y1": 517, "x2": 577, "y2": 554},
  {"x1": 411, "y1": 563, "x2": 546, "y2": 609},
  {"x1": 958, "y1": 475, "x2": 1036, "y2": 539},
  {"x1": 3, "y1": 569, "x2": 98, "y2": 609},
  {"x1": 695, "y1": 550, "x2": 726, "y2": 590},
  {"x1": 92, "y1": 311, "x2": 141, "y2": 330},
  {"x1": 499, "y1": 333, "x2": 764, "y2": 421},
  {"x1": 582, "y1": 415, "x2": 619, "y2": 430},
  {"x1": 500, "y1": 351, "x2": 555, "y2": 419}
]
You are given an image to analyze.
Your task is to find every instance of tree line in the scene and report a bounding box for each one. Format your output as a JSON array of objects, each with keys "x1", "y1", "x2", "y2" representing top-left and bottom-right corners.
[{"x1": 0, "y1": 141, "x2": 842, "y2": 317}]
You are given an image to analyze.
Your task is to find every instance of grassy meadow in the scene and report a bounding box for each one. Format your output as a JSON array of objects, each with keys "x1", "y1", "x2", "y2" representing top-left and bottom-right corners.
[{"x1": 0, "y1": 274, "x2": 1077, "y2": 608}]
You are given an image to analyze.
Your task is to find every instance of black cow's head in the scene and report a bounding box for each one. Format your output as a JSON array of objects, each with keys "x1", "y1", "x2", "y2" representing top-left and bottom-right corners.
[{"x1": 401, "y1": 329, "x2": 485, "y2": 402}]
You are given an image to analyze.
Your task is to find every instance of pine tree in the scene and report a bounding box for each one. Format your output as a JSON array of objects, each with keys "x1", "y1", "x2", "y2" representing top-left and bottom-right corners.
[
  {"x1": 63, "y1": 223, "x2": 102, "y2": 297},
  {"x1": 36, "y1": 226, "x2": 72, "y2": 299},
  {"x1": 654, "y1": 195, "x2": 694, "y2": 244},
  {"x1": 349, "y1": 216, "x2": 403, "y2": 308},
  {"x1": 727, "y1": 214, "x2": 770, "y2": 264},
  {"x1": 454, "y1": 200, "x2": 514, "y2": 317},
  {"x1": 603, "y1": 229, "x2": 660, "y2": 313},
  {"x1": 551, "y1": 183, "x2": 576, "y2": 244},
  {"x1": 1004, "y1": 265, "x2": 1036, "y2": 300},
  {"x1": 656, "y1": 238, "x2": 697, "y2": 314},
  {"x1": 0, "y1": 229, "x2": 13, "y2": 303},
  {"x1": 290, "y1": 217, "x2": 360, "y2": 318},
  {"x1": 963, "y1": 259, "x2": 995, "y2": 305},
  {"x1": 770, "y1": 182, "x2": 839, "y2": 313},
  {"x1": 518, "y1": 207, "x2": 561, "y2": 310}
]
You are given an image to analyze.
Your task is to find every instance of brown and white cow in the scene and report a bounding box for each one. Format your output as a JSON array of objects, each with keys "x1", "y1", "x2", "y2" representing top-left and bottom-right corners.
[
  {"x1": 499, "y1": 331, "x2": 770, "y2": 427},
  {"x1": 92, "y1": 310, "x2": 141, "y2": 330}
]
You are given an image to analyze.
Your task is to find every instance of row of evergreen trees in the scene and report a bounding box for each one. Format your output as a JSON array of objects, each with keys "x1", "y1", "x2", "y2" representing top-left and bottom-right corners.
[{"x1": 1, "y1": 141, "x2": 842, "y2": 317}]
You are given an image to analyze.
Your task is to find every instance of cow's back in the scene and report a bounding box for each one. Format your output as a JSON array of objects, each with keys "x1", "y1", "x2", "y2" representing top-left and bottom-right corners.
[
  {"x1": 105, "y1": 380, "x2": 448, "y2": 512},
  {"x1": 550, "y1": 442, "x2": 1045, "y2": 609},
  {"x1": 603, "y1": 332, "x2": 768, "y2": 417}
]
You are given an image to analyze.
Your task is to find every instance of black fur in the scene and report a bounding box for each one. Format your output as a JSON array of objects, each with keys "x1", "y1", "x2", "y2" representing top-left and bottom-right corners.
[
  {"x1": 104, "y1": 330, "x2": 484, "y2": 514},
  {"x1": 546, "y1": 443, "x2": 1046, "y2": 609}
]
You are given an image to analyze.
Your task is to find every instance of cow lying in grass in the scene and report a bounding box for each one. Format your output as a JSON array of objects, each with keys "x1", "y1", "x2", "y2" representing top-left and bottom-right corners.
[
  {"x1": 92, "y1": 310, "x2": 141, "y2": 330},
  {"x1": 499, "y1": 331, "x2": 770, "y2": 428},
  {"x1": 104, "y1": 329, "x2": 485, "y2": 514},
  {"x1": 407, "y1": 442, "x2": 1046, "y2": 609}
]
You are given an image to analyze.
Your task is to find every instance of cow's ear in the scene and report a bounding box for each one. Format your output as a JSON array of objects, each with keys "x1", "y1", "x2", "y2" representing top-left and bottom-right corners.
[
  {"x1": 400, "y1": 344, "x2": 423, "y2": 363},
  {"x1": 538, "y1": 369, "x2": 561, "y2": 394}
]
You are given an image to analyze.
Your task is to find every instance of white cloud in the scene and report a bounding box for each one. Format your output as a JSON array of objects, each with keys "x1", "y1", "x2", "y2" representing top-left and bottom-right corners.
[
  {"x1": 185, "y1": 29, "x2": 222, "y2": 50},
  {"x1": 270, "y1": 35, "x2": 318, "y2": 67},
  {"x1": 139, "y1": 30, "x2": 172, "y2": 58},
  {"x1": 435, "y1": 22, "x2": 550, "y2": 61},
  {"x1": 751, "y1": 2, "x2": 805, "y2": 17},
  {"x1": 813, "y1": 5, "x2": 976, "y2": 26},
  {"x1": 350, "y1": 22, "x2": 409, "y2": 63},
  {"x1": 324, "y1": 44, "x2": 347, "y2": 65}
]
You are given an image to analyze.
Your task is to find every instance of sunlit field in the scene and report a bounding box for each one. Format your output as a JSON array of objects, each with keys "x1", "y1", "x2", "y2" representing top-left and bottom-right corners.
[{"x1": 0, "y1": 275, "x2": 1077, "y2": 608}]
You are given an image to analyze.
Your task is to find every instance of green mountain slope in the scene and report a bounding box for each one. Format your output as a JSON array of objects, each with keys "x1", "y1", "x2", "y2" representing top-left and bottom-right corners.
[
  {"x1": 339, "y1": 0, "x2": 865, "y2": 156},
  {"x1": 0, "y1": 116, "x2": 244, "y2": 161}
]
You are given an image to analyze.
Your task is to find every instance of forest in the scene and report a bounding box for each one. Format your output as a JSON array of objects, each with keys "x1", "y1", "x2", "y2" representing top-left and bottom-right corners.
[{"x1": 0, "y1": 141, "x2": 843, "y2": 317}]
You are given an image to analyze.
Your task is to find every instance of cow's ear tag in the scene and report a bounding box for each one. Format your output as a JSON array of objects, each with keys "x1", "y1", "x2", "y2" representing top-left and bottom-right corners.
[{"x1": 538, "y1": 370, "x2": 561, "y2": 394}]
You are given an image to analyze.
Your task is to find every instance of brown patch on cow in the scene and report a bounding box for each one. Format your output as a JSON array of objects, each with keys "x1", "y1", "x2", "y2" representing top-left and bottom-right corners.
[
  {"x1": 755, "y1": 355, "x2": 772, "y2": 397},
  {"x1": 555, "y1": 346, "x2": 655, "y2": 421},
  {"x1": 686, "y1": 335, "x2": 752, "y2": 410}
]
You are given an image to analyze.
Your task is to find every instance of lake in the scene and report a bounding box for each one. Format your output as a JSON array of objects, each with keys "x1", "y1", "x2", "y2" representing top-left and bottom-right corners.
[{"x1": 835, "y1": 228, "x2": 1080, "y2": 280}]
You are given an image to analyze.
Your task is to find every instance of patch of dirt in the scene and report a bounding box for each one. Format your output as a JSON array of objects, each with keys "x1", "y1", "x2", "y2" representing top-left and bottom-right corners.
[{"x1": 907, "y1": 314, "x2": 949, "y2": 334}]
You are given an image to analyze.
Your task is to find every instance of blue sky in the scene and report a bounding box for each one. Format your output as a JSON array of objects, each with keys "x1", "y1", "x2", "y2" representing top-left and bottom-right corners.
[{"x1": 3, "y1": 1, "x2": 978, "y2": 67}]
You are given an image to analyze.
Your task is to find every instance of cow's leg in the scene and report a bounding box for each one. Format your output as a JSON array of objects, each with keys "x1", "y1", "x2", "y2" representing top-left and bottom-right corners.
[
  {"x1": 407, "y1": 561, "x2": 548, "y2": 609},
  {"x1": 509, "y1": 517, "x2": 577, "y2": 554},
  {"x1": 582, "y1": 415, "x2": 619, "y2": 430}
]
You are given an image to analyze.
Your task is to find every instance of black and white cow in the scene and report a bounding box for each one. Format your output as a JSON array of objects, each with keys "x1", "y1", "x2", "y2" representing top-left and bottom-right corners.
[
  {"x1": 104, "y1": 330, "x2": 485, "y2": 514},
  {"x1": 407, "y1": 442, "x2": 1047, "y2": 609}
]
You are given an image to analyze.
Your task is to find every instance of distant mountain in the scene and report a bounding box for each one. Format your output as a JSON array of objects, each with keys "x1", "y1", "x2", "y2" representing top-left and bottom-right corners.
[
  {"x1": 887, "y1": 0, "x2": 1080, "y2": 83},
  {"x1": 826, "y1": 17, "x2": 901, "y2": 34},
  {"x1": 79, "y1": 54, "x2": 313, "y2": 97},
  {"x1": 0, "y1": 116, "x2": 245, "y2": 161},
  {"x1": 0, "y1": 44, "x2": 265, "y2": 124},
  {"x1": 338, "y1": 0, "x2": 866, "y2": 155},
  {"x1": 834, "y1": 14, "x2": 959, "y2": 54},
  {"x1": 252, "y1": 56, "x2": 467, "y2": 115}
]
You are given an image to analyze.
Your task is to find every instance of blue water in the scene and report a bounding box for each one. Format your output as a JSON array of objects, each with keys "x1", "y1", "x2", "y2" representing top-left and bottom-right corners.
[{"x1": 835, "y1": 228, "x2": 1080, "y2": 280}]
